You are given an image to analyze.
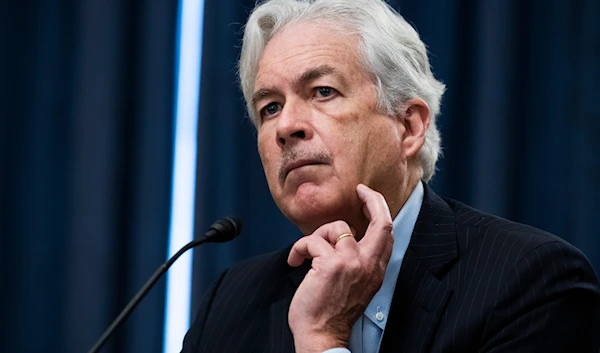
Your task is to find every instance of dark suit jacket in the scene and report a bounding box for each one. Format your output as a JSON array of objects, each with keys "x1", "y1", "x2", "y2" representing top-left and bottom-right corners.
[{"x1": 182, "y1": 185, "x2": 600, "y2": 352}]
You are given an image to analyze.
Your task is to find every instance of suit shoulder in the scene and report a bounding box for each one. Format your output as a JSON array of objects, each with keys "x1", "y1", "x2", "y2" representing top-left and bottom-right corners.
[
  {"x1": 184, "y1": 246, "x2": 298, "y2": 352},
  {"x1": 444, "y1": 197, "x2": 573, "y2": 253},
  {"x1": 440, "y1": 199, "x2": 600, "y2": 283}
]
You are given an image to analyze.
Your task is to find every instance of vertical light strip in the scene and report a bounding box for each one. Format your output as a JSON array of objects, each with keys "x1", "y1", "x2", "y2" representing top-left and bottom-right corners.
[{"x1": 163, "y1": 0, "x2": 204, "y2": 352}]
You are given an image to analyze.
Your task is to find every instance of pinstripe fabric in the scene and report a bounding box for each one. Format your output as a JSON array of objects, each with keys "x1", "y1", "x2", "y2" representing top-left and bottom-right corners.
[{"x1": 181, "y1": 185, "x2": 600, "y2": 353}]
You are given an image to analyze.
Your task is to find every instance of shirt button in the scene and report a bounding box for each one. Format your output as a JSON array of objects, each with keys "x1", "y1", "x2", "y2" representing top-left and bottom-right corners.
[{"x1": 375, "y1": 311, "x2": 384, "y2": 321}]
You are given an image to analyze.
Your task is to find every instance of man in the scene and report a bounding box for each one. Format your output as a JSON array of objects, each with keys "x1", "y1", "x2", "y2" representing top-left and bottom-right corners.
[{"x1": 182, "y1": 0, "x2": 600, "y2": 352}]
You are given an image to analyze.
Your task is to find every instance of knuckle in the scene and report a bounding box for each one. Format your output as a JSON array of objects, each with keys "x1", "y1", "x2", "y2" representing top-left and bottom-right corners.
[
  {"x1": 381, "y1": 220, "x2": 393, "y2": 234},
  {"x1": 300, "y1": 235, "x2": 313, "y2": 243},
  {"x1": 373, "y1": 190, "x2": 386, "y2": 201},
  {"x1": 291, "y1": 238, "x2": 305, "y2": 248},
  {"x1": 377, "y1": 259, "x2": 388, "y2": 273},
  {"x1": 365, "y1": 256, "x2": 388, "y2": 275},
  {"x1": 348, "y1": 259, "x2": 362, "y2": 272},
  {"x1": 332, "y1": 220, "x2": 350, "y2": 232},
  {"x1": 330, "y1": 256, "x2": 363, "y2": 274},
  {"x1": 360, "y1": 258, "x2": 376, "y2": 273},
  {"x1": 329, "y1": 257, "x2": 345, "y2": 270}
]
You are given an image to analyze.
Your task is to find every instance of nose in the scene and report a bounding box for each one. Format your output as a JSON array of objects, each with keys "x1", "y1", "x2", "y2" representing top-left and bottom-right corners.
[{"x1": 275, "y1": 100, "x2": 313, "y2": 149}]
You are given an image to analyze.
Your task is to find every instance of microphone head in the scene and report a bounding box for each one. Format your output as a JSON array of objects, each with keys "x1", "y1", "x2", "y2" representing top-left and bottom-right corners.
[{"x1": 205, "y1": 216, "x2": 243, "y2": 243}]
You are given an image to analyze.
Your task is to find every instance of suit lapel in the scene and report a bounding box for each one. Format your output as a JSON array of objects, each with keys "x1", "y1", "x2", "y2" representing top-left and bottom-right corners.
[
  {"x1": 380, "y1": 249, "x2": 453, "y2": 353},
  {"x1": 266, "y1": 259, "x2": 311, "y2": 353},
  {"x1": 380, "y1": 184, "x2": 458, "y2": 353}
]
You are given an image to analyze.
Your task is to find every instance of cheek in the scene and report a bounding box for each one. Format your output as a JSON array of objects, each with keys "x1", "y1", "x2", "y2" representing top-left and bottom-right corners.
[
  {"x1": 257, "y1": 137, "x2": 279, "y2": 183},
  {"x1": 328, "y1": 132, "x2": 365, "y2": 182},
  {"x1": 319, "y1": 116, "x2": 364, "y2": 172},
  {"x1": 348, "y1": 118, "x2": 400, "y2": 172},
  {"x1": 364, "y1": 124, "x2": 403, "y2": 172}
]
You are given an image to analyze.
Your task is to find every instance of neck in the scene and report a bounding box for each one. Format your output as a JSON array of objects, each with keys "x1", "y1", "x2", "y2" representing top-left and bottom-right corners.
[{"x1": 352, "y1": 171, "x2": 422, "y2": 241}]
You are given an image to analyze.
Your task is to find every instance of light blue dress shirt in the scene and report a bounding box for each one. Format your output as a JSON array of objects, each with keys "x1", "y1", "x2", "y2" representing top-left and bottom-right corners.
[{"x1": 323, "y1": 182, "x2": 424, "y2": 353}]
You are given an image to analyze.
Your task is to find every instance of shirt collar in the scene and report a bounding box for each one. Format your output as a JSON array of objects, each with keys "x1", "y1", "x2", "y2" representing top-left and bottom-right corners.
[{"x1": 363, "y1": 181, "x2": 424, "y2": 329}]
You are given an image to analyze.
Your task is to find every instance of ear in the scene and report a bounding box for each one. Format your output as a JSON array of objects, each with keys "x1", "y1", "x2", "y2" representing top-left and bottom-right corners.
[{"x1": 400, "y1": 98, "x2": 430, "y2": 159}]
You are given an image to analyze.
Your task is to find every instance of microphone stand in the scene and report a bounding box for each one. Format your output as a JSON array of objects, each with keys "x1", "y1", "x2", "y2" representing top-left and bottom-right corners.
[
  {"x1": 88, "y1": 238, "x2": 205, "y2": 353},
  {"x1": 87, "y1": 216, "x2": 242, "y2": 353}
]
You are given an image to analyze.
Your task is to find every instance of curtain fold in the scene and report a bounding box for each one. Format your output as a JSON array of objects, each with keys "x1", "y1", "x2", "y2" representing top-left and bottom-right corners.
[{"x1": 2, "y1": 1, "x2": 177, "y2": 353}]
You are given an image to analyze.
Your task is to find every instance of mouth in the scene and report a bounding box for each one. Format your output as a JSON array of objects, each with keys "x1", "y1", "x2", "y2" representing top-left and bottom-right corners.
[{"x1": 282, "y1": 159, "x2": 327, "y2": 181}]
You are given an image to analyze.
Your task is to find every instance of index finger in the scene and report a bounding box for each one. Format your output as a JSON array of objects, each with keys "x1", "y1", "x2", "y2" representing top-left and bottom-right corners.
[
  {"x1": 356, "y1": 184, "x2": 394, "y2": 256},
  {"x1": 288, "y1": 235, "x2": 335, "y2": 267}
]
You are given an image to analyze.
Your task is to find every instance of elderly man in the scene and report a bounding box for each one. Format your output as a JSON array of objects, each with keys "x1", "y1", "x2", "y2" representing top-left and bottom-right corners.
[{"x1": 182, "y1": 0, "x2": 600, "y2": 352}]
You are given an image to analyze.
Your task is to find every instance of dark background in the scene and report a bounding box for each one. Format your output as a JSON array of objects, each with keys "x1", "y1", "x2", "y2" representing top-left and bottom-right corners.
[{"x1": 2, "y1": 1, "x2": 598, "y2": 353}]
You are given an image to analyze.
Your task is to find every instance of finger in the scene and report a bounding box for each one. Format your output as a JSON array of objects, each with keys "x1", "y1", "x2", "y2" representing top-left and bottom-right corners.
[
  {"x1": 334, "y1": 232, "x2": 357, "y2": 249},
  {"x1": 311, "y1": 220, "x2": 353, "y2": 244},
  {"x1": 288, "y1": 235, "x2": 335, "y2": 267},
  {"x1": 355, "y1": 184, "x2": 394, "y2": 257},
  {"x1": 311, "y1": 220, "x2": 358, "y2": 254},
  {"x1": 349, "y1": 224, "x2": 357, "y2": 236}
]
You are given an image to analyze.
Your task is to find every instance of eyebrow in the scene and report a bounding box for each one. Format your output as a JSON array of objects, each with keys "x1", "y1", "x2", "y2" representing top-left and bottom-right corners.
[
  {"x1": 297, "y1": 65, "x2": 335, "y2": 86},
  {"x1": 251, "y1": 65, "x2": 337, "y2": 110}
]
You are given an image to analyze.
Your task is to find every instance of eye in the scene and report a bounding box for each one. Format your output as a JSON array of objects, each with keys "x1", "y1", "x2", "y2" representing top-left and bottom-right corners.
[
  {"x1": 260, "y1": 102, "x2": 281, "y2": 118},
  {"x1": 315, "y1": 87, "x2": 337, "y2": 99}
]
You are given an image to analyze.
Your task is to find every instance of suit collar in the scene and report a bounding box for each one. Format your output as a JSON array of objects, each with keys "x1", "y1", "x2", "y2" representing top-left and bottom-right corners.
[
  {"x1": 409, "y1": 183, "x2": 459, "y2": 276},
  {"x1": 380, "y1": 184, "x2": 458, "y2": 352},
  {"x1": 380, "y1": 249, "x2": 454, "y2": 353}
]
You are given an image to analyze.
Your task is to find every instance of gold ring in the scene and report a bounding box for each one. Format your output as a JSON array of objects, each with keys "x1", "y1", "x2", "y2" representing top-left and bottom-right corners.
[{"x1": 335, "y1": 233, "x2": 354, "y2": 245}]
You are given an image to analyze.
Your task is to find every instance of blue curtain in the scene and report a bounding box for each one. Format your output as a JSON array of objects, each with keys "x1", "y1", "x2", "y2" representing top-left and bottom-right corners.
[
  {"x1": 2, "y1": 1, "x2": 177, "y2": 353},
  {"x1": 192, "y1": 0, "x2": 600, "y2": 313}
]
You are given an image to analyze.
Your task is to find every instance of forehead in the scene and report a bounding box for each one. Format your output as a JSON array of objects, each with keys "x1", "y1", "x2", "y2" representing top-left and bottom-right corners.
[{"x1": 255, "y1": 22, "x2": 363, "y2": 87}]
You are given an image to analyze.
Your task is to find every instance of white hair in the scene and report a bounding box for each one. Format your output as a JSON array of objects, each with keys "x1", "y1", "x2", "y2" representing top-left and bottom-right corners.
[{"x1": 239, "y1": 0, "x2": 446, "y2": 182}]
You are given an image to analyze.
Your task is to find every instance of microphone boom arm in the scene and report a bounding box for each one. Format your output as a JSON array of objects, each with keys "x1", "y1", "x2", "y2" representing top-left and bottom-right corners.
[
  {"x1": 87, "y1": 217, "x2": 242, "y2": 353},
  {"x1": 87, "y1": 238, "x2": 205, "y2": 353}
]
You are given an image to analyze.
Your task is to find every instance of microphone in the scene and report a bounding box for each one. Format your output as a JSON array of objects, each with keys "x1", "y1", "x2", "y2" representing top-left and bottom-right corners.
[
  {"x1": 203, "y1": 216, "x2": 243, "y2": 242},
  {"x1": 87, "y1": 217, "x2": 243, "y2": 353}
]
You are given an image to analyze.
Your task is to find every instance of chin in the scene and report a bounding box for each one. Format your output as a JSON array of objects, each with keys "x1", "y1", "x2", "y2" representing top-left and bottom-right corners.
[{"x1": 282, "y1": 182, "x2": 349, "y2": 234}]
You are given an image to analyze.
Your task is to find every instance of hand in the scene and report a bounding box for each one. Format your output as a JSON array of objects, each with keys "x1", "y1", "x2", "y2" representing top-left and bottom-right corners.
[{"x1": 287, "y1": 184, "x2": 394, "y2": 353}]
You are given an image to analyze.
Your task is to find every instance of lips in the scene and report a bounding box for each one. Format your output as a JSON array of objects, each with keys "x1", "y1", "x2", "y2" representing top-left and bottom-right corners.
[
  {"x1": 277, "y1": 150, "x2": 332, "y2": 183},
  {"x1": 283, "y1": 159, "x2": 325, "y2": 180}
]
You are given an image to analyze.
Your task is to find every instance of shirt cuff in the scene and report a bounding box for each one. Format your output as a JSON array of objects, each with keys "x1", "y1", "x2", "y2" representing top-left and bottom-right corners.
[{"x1": 322, "y1": 349, "x2": 351, "y2": 353}]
